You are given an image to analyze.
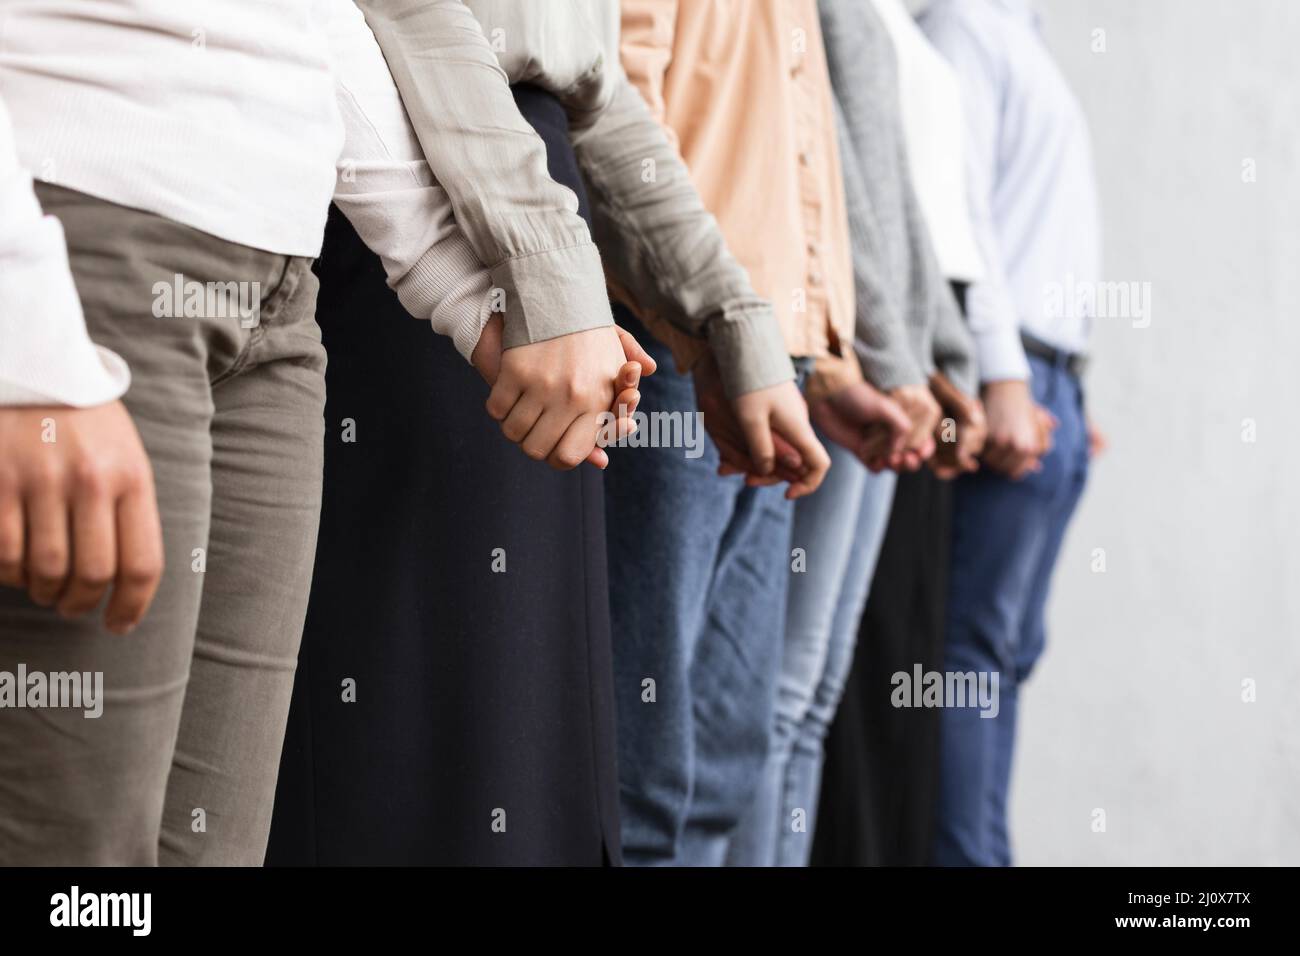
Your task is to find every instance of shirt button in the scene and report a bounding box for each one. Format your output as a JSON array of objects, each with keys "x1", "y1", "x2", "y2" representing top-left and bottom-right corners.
[{"x1": 798, "y1": 150, "x2": 811, "y2": 166}]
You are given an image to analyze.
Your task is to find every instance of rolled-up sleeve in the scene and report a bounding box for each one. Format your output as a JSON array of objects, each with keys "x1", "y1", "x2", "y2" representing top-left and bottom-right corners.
[
  {"x1": 326, "y1": 0, "x2": 494, "y2": 361},
  {"x1": 354, "y1": 0, "x2": 614, "y2": 350}
]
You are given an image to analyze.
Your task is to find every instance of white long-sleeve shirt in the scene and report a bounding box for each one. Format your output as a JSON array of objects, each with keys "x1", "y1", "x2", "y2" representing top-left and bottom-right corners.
[
  {"x1": 0, "y1": 0, "x2": 492, "y2": 407},
  {"x1": 871, "y1": 0, "x2": 985, "y2": 285},
  {"x1": 922, "y1": 0, "x2": 1101, "y2": 379},
  {"x1": 0, "y1": 96, "x2": 129, "y2": 405}
]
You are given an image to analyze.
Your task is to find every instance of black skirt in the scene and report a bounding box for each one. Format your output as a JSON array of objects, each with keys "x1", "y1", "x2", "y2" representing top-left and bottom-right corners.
[{"x1": 266, "y1": 86, "x2": 621, "y2": 866}]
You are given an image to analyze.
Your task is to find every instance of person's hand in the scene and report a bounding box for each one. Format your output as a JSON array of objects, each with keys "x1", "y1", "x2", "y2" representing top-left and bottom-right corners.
[
  {"x1": 0, "y1": 402, "x2": 163, "y2": 634},
  {"x1": 475, "y1": 319, "x2": 655, "y2": 470},
  {"x1": 693, "y1": 353, "x2": 831, "y2": 499},
  {"x1": 808, "y1": 381, "x2": 911, "y2": 474},
  {"x1": 1086, "y1": 416, "x2": 1108, "y2": 459},
  {"x1": 887, "y1": 383, "x2": 942, "y2": 472},
  {"x1": 485, "y1": 323, "x2": 628, "y2": 470},
  {"x1": 980, "y1": 379, "x2": 1049, "y2": 480},
  {"x1": 698, "y1": 381, "x2": 806, "y2": 487},
  {"x1": 929, "y1": 372, "x2": 988, "y2": 479}
]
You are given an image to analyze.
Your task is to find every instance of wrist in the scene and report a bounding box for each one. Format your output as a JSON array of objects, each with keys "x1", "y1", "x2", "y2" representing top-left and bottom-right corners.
[
  {"x1": 470, "y1": 313, "x2": 504, "y2": 382},
  {"x1": 982, "y1": 379, "x2": 1031, "y2": 399}
]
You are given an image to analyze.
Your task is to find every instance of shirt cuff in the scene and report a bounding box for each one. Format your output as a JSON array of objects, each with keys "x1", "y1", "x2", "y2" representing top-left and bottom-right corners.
[
  {"x1": 493, "y1": 241, "x2": 615, "y2": 350},
  {"x1": 388, "y1": 232, "x2": 493, "y2": 363},
  {"x1": 0, "y1": 211, "x2": 130, "y2": 407},
  {"x1": 438, "y1": 287, "x2": 493, "y2": 364},
  {"x1": 706, "y1": 306, "x2": 797, "y2": 399},
  {"x1": 0, "y1": 345, "x2": 129, "y2": 407},
  {"x1": 973, "y1": 325, "x2": 1032, "y2": 383}
]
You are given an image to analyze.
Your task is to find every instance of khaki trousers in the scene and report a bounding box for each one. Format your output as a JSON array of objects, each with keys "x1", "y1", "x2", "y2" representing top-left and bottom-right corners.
[{"x1": 0, "y1": 184, "x2": 326, "y2": 865}]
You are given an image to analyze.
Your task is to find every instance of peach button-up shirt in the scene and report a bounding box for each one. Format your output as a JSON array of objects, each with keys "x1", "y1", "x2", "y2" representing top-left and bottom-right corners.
[{"x1": 620, "y1": 0, "x2": 861, "y2": 395}]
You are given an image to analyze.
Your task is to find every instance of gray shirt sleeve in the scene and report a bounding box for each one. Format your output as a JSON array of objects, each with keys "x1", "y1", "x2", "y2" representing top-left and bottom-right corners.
[
  {"x1": 573, "y1": 73, "x2": 794, "y2": 398},
  {"x1": 354, "y1": 0, "x2": 614, "y2": 350},
  {"x1": 354, "y1": 0, "x2": 792, "y2": 397}
]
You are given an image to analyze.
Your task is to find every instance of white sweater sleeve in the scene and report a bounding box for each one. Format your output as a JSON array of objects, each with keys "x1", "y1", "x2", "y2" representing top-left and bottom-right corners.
[
  {"x1": 323, "y1": 0, "x2": 493, "y2": 362},
  {"x1": 0, "y1": 98, "x2": 130, "y2": 407}
]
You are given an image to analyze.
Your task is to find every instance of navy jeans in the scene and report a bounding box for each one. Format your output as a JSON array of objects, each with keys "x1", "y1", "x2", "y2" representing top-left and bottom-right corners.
[
  {"x1": 606, "y1": 311, "x2": 800, "y2": 866},
  {"x1": 933, "y1": 353, "x2": 1089, "y2": 866}
]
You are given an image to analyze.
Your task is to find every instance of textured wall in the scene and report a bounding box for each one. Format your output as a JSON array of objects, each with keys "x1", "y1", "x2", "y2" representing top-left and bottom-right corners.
[{"x1": 1005, "y1": 0, "x2": 1300, "y2": 864}]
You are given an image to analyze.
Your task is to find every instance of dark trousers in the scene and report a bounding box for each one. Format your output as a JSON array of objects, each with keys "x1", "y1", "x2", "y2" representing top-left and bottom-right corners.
[
  {"x1": 811, "y1": 469, "x2": 954, "y2": 866},
  {"x1": 266, "y1": 86, "x2": 621, "y2": 866}
]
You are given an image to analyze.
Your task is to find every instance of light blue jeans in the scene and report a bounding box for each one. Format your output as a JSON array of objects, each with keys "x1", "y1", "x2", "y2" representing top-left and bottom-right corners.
[{"x1": 727, "y1": 439, "x2": 896, "y2": 866}]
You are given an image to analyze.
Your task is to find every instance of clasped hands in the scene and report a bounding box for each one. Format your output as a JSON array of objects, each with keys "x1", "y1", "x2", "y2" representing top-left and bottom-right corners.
[
  {"x1": 470, "y1": 318, "x2": 1081, "y2": 496},
  {"x1": 770, "y1": 373, "x2": 997, "y2": 481},
  {"x1": 471, "y1": 315, "x2": 651, "y2": 471},
  {"x1": 472, "y1": 316, "x2": 834, "y2": 501}
]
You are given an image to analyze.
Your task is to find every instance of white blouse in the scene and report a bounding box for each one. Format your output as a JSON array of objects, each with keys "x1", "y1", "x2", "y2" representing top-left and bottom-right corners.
[
  {"x1": 0, "y1": 0, "x2": 493, "y2": 407},
  {"x1": 872, "y1": 0, "x2": 986, "y2": 284}
]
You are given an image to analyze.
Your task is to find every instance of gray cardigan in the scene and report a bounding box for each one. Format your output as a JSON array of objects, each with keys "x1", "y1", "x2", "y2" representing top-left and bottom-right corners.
[{"x1": 820, "y1": 0, "x2": 978, "y2": 394}]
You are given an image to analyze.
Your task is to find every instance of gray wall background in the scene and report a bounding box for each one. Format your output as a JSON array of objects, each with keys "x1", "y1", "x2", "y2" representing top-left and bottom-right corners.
[{"x1": 999, "y1": 0, "x2": 1300, "y2": 865}]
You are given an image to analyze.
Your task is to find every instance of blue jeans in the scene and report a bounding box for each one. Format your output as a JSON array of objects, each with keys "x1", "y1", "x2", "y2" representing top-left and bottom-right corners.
[
  {"x1": 727, "y1": 442, "x2": 896, "y2": 866},
  {"x1": 933, "y1": 353, "x2": 1089, "y2": 866},
  {"x1": 605, "y1": 317, "x2": 802, "y2": 866}
]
